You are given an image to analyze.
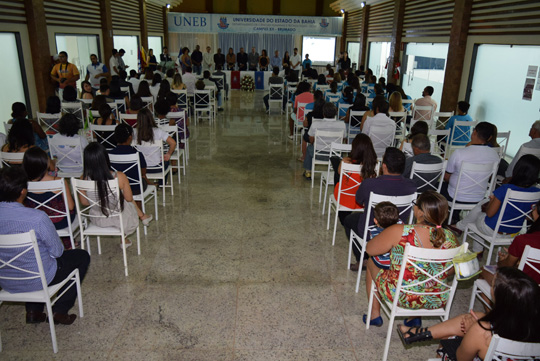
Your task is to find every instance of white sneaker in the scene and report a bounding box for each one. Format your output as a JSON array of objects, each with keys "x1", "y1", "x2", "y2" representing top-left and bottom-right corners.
[
  {"x1": 288, "y1": 135, "x2": 293, "y2": 140},
  {"x1": 141, "y1": 214, "x2": 153, "y2": 226}
]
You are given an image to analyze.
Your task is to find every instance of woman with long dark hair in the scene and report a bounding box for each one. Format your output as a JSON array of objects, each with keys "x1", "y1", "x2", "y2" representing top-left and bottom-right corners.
[
  {"x1": 136, "y1": 80, "x2": 152, "y2": 98},
  {"x1": 2, "y1": 119, "x2": 34, "y2": 154},
  {"x1": 50, "y1": 113, "x2": 88, "y2": 174},
  {"x1": 398, "y1": 267, "x2": 540, "y2": 360},
  {"x1": 258, "y1": 49, "x2": 269, "y2": 71},
  {"x1": 282, "y1": 51, "x2": 291, "y2": 70},
  {"x1": 80, "y1": 142, "x2": 152, "y2": 248},
  {"x1": 80, "y1": 80, "x2": 94, "y2": 99},
  {"x1": 8, "y1": 102, "x2": 48, "y2": 151}
]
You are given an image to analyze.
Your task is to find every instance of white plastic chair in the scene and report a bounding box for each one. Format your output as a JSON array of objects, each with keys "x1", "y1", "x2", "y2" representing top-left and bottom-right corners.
[
  {"x1": 140, "y1": 96, "x2": 154, "y2": 112},
  {"x1": 448, "y1": 120, "x2": 477, "y2": 153},
  {"x1": 27, "y1": 179, "x2": 81, "y2": 249},
  {"x1": 109, "y1": 152, "x2": 158, "y2": 235},
  {"x1": 114, "y1": 98, "x2": 127, "y2": 114},
  {"x1": 409, "y1": 160, "x2": 447, "y2": 193},
  {"x1": 495, "y1": 131, "x2": 511, "y2": 160},
  {"x1": 172, "y1": 89, "x2": 190, "y2": 118},
  {"x1": 0, "y1": 151, "x2": 24, "y2": 167},
  {"x1": 338, "y1": 103, "x2": 352, "y2": 121},
  {"x1": 61, "y1": 102, "x2": 84, "y2": 127},
  {"x1": 484, "y1": 334, "x2": 540, "y2": 360},
  {"x1": 411, "y1": 105, "x2": 434, "y2": 129},
  {"x1": 268, "y1": 83, "x2": 284, "y2": 114},
  {"x1": 48, "y1": 136, "x2": 85, "y2": 178},
  {"x1": 135, "y1": 143, "x2": 173, "y2": 206},
  {"x1": 0, "y1": 230, "x2": 84, "y2": 353},
  {"x1": 428, "y1": 129, "x2": 451, "y2": 160},
  {"x1": 389, "y1": 111, "x2": 407, "y2": 146},
  {"x1": 311, "y1": 130, "x2": 344, "y2": 188},
  {"x1": 348, "y1": 110, "x2": 365, "y2": 143},
  {"x1": 469, "y1": 245, "x2": 540, "y2": 312},
  {"x1": 194, "y1": 90, "x2": 213, "y2": 125},
  {"x1": 367, "y1": 242, "x2": 467, "y2": 361},
  {"x1": 349, "y1": 192, "x2": 417, "y2": 293},
  {"x1": 119, "y1": 113, "x2": 138, "y2": 128},
  {"x1": 433, "y1": 111, "x2": 454, "y2": 129},
  {"x1": 463, "y1": 188, "x2": 540, "y2": 265},
  {"x1": 367, "y1": 123, "x2": 395, "y2": 158},
  {"x1": 90, "y1": 124, "x2": 117, "y2": 150},
  {"x1": 37, "y1": 112, "x2": 62, "y2": 135},
  {"x1": 166, "y1": 110, "x2": 189, "y2": 164},
  {"x1": 159, "y1": 124, "x2": 184, "y2": 184},
  {"x1": 72, "y1": 177, "x2": 140, "y2": 277},
  {"x1": 327, "y1": 162, "x2": 364, "y2": 246},
  {"x1": 3, "y1": 123, "x2": 12, "y2": 135},
  {"x1": 447, "y1": 161, "x2": 499, "y2": 225},
  {"x1": 320, "y1": 143, "x2": 351, "y2": 211},
  {"x1": 120, "y1": 86, "x2": 130, "y2": 100},
  {"x1": 293, "y1": 102, "x2": 308, "y2": 145}
]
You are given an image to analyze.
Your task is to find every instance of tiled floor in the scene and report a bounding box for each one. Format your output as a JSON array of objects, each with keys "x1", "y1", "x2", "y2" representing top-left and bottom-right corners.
[{"x1": 1, "y1": 90, "x2": 474, "y2": 360}]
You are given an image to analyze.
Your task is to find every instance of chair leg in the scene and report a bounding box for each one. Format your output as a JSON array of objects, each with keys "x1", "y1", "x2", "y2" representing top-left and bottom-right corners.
[
  {"x1": 382, "y1": 311, "x2": 396, "y2": 361},
  {"x1": 366, "y1": 281, "x2": 375, "y2": 330},
  {"x1": 348, "y1": 232, "x2": 354, "y2": 270},
  {"x1": 322, "y1": 181, "x2": 330, "y2": 215},
  {"x1": 468, "y1": 282, "x2": 478, "y2": 311},
  {"x1": 121, "y1": 236, "x2": 129, "y2": 277},
  {"x1": 332, "y1": 210, "x2": 339, "y2": 246},
  {"x1": 75, "y1": 270, "x2": 84, "y2": 318},
  {"x1": 326, "y1": 200, "x2": 332, "y2": 230},
  {"x1": 153, "y1": 189, "x2": 159, "y2": 221},
  {"x1": 355, "y1": 243, "x2": 365, "y2": 293},
  {"x1": 45, "y1": 301, "x2": 58, "y2": 353},
  {"x1": 136, "y1": 226, "x2": 141, "y2": 255},
  {"x1": 97, "y1": 236, "x2": 101, "y2": 254},
  {"x1": 486, "y1": 244, "x2": 495, "y2": 265}
]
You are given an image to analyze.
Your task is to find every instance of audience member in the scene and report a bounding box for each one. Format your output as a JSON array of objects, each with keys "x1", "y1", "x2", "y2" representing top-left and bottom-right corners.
[
  {"x1": 361, "y1": 96, "x2": 396, "y2": 136},
  {"x1": 2, "y1": 118, "x2": 34, "y2": 156},
  {"x1": 80, "y1": 81, "x2": 93, "y2": 99},
  {"x1": 446, "y1": 101, "x2": 473, "y2": 146},
  {"x1": 128, "y1": 70, "x2": 141, "y2": 93},
  {"x1": 9, "y1": 102, "x2": 47, "y2": 151},
  {"x1": 505, "y1": 120, "x2": 540, "y2": 178},
  {"x1": 288, "y1": 82, "x2": 314, "y2": 139},
  {"x1": 182, "y1": 67, "x2": 197, "y2": 95},
  {"x1": 263, "y1": 67, "x2": 285, "y2": 112},
  {"x1": 248, "y1": 47, "x2": 259, "y2": 71},
  {"x1": 413, "y1": 86, "x2": 437, "y2": 120},
  {"x1": 388, "y1": 91, "x2": 405, "y2": 113},
  {"x1": 403, "y1": 134, "x2": 443, "y2": 191},
  {"x1": 171, "y1": 73, "x2": 186, "y2": 90},
  {"x1": 51, "y1": 114, "x2": 87, "y2": 174},
  {"x1": 400, "y1": 120, "x2": 429, "y2": 158},
  {"x1": 212, "y1": 64, "x2": 228, "y2": 100}
]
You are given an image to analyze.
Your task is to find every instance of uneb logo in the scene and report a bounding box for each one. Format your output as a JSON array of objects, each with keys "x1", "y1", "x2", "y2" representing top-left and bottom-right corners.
[
  {"x1": 218, "y1": 17, "x2": 229, "y2": 29},
  {"x1": 320, "y1": 18, "x2": 329, "y2": 28}
]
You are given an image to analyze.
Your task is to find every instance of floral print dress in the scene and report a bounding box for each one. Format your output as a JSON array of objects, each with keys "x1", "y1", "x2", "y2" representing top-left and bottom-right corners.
[{"x1": 376, "y1": 225, "x2": 459, "y2": 309}]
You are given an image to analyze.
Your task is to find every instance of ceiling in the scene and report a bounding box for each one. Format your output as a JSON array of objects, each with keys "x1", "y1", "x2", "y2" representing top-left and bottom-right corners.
[
  {"x1": 146, "y1": 0, "x2": 183, "y2": 8},
  {"x1": 329, "y1": 0, "x2": 388, "y2": 13}
]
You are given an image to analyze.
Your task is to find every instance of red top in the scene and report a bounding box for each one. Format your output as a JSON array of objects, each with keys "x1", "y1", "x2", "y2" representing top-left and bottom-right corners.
[{"x1": 509, "y1": 232, "x2": 540, "y2": 284}]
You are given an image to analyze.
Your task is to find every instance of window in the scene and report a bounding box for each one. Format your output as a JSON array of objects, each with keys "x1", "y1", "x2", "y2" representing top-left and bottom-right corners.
[
  {"x1": 467, "y1": 44, "x2": 540, "y2": 157},
  {"x1": 401, "y1": 42, "x2": 448, "y2": 107},
  {"x1": 148, "y1": 36, "x2": 162, "y2": 58},
  {"x1": 347, "y1": 42, "x2": 360, "y2": 70},
  {"x1": 0, "y1": 32, "x2": 29, "y2": 129},
  {"x1": 367, "y1": 41, "x2": 391, "y2": 79},
  {"x1": 55, "y1": 34, "x2": 100, "y2": 91},
  {"x1": 113, "y1": 35, "x2": 139, "y2": 73}
]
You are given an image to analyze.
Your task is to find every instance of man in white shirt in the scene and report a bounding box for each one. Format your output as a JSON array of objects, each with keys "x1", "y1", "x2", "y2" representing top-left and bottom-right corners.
[
  {"x1": 303, "y1": 103, "x2": 346, "y2": 179},
  {"x1": 128, "y1": 70, "x2": 141, "y2": 94},
  {"x1": 109, "y1": 48, "x2": 120, "y2": 76},
  {"x1": 413, "y1": 86, "x2": 438, "y2": 120},
  {"x1": 85, "y1": 54, "x2": 109, "y2": 90},
  {"x1": 361, "y1": 96, "x2": 396, "y2": 158},
  {"x1": 182, "y1": 66, "x2": 197, "y2": 95},
  {"x1": 504, "y1": 120, "x2": 540, "y2": 178},
  {"x1": 442, "y1": 121, "x2": 500, "y2": 224},
  {"x1": 203, "y1": 46, "x2": 214, "y2": 72},
  {"x1": 290, "y1": 48, "x2": 302, "y2": 78}
]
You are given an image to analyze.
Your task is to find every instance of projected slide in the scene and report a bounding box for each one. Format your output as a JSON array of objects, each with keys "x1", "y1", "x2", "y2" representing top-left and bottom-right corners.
[{"x1": 302, "y1": 36, "x2": 336, "y2": 66}]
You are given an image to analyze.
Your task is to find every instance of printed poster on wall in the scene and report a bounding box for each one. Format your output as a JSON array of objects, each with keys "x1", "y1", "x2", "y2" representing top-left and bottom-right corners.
[
  {"x1": 523, "y1": 78, "x2": 534, "y2": 101},
  {"x1": 527, "y1": 65, "x2": 538, "y2": 78},
  {"x1": 168, "y1": 12, "x2": 343, "y2": 36}
]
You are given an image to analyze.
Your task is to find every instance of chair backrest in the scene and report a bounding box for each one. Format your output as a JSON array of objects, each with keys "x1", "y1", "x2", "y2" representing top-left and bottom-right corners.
[
  {"x1": 518, "y1": 245, "x2": 540, "y2": 282},
  {"x1": 158, "y1": 125, "x2": 179, "y2": 155},
  {"x1": 4, "y1": 122, "x2": 12, "y2": 134},
  {"x1": 120, "y1": 86, "x2": 130, "y2": 99},
  {"x1": 119, "y1": 113, "x2": 138, "y2": 127},
  {"x1": 134, "y1": 142, "x2": 166, "y2": 169},
  {"x1": 296, "y1": 102, "x2": 308, "y2": 122},
  {"x1": 328, "y1": 142, "x2": 352, "y2": 159},
  {"x1": 348, "y1": 110, "x2": 366, "y2": 142},
  {"x1": 269, "y1": 83, "x2": 283, "y2": 100},
  {"x1": 433, "y1": 111, "x2": 454, "y2": 129},
  {"x1": 61, "y1": 102, "x2": 84, "y2": 127},
  {"x1": 367, "y1": 123, "x2": 396, "y2": 158},
  {"x1": 90, "y1": 124, "x2": 116, "y2": 150},
  {"x1": 489, "y1": 189, "x2": 540, "y2": 236},
  {"x1": 512, "y1": 146, "x2": 540, "y2": 169},
  {"x1": 450, "y1": 120, "x2": 477, "y2": 146},
  {"x1": 401, "y1": 99, "x2": 413, "y2": 111},
  {"x1": 452, "y1": 161, "x2": 499, "y2": 202},
  {"x1": 213, "y1": 76, "x2": 224, "y2": 89},
  {"x1": 37, "y1": 112, "x2": 62, "y2": 134},
  {"x1": 390, "y1": 111, "x2": 408, "y2": 141},
  {"x1": 336, "y1": 162, "x2": 363, "y2": 205},
  {"x1": 317, "y1": 85, "x2": 329, "y2": 92},
  {"x1": 26, "y1": 179, "x2": 73, "y2": 227},
  {"x1": 412, "y1": 105, "x2": 434, "y2": 123},
  {"x1": 0, "y1": 230, "x2": 49, "y2": 293},
  {"x1": 429, "y1": 129, "x2": 451, "y2": 159},
  {"x1": 48, "y1": 136, "x2": 84, "y2": 173},
  {"x1": 109, "y1": 153, "x2": 145, "y2": 196},
  {"x1": 114, "y1": 99, "x2": 126, "y2": 114},
  {"x1": 0, "y1": 151, "x2": 24, "y2": 167},
  {"x1": 363, "y1": 192, "x2": 418, "y2": 239},
  {"x1": 410, "y1": 160, "x2": 447, "y2": 193},
  {"x1": 172, "y1": 89, "x2": 188, "y2": 109},
  {"x1": 496, "y1": 131, "x2": 511, "y2": 159},
  {"x1": 140, "y1": 96, "x2": 154, "y2": 110},
  {"x1": 194, "y1": 90, "x2": 211, "y2": 107},
  {"x1": 394, "y1": 242, "x2": 466, "y2": 311},
  {"x1": 313, "y1": 130, "x2": 344, "y2": 155},
  {"x1": 484, "y1": 334, "x2": 540, "y2": 361},
  {"x1": 338, "y1": 103, "x2": 352, "y2": 120}
]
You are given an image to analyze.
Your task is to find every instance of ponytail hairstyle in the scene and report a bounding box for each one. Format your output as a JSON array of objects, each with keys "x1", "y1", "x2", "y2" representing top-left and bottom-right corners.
[{"x1": 415, "y1": 191, "x2": 449, "y2": 248}]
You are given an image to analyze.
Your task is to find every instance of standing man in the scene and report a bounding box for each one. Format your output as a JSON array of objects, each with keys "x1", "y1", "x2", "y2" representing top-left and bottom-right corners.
[
  {"x1": 160, "y1": 46, "x2": 172, "y2": 62},
  {"x1": 191, "y1": 45, "x2": 203, "y2": 75},
  {"x1": 109, "y1": 48, "x2": 120, "y2": 76},
  {"x1": 0, "y1": 167, "x2": 91, "y2": 325},
  {"x1": 50, "y1": 51, "x2": 80, "y2": 99},
  {"x1": 290, "y1": 48, "x2": 302, "y2": 77},
  {"x1": 203, "y1": 46, "x2": 214, "y2": 72},
  {"x1": 85, "y1": 54, "x2": 109, "y2": 91},
  {"x1": 270, "y1": 50, "x2": 281, "y2": 70},
  {"x1": 214, "y1": 48, "x2": 225, "y2": 71},
  {"x1": 248, "y1": 47, "x2": 259, "y2": 71},
  {"x1": 302, "y1": 54, "x2": 312, "y2": 70},
  {"x1": 237, "y1": 47, "x2": 248, "y2": 71},
  {"x1": 117, "y1": 49, "x2": 129, "y2": 72}
]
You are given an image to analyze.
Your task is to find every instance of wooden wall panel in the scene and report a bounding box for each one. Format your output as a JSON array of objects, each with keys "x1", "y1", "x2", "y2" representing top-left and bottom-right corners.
[
  {"x1": 0, "y1": 0, "x2": 26, "y2": 24},
  {"x1": 147, "y1": 3, "x2": 163, "y2": 33},
  {"x1": 346, "y1": 9, "x2": 362, "y2": 39},
  {"x1": 368, "y1": 0, "x2": 393, "y2": 38},
  {"x1": 402, "y1": 0, "x2": 454, "y2": 38},
  {"x1": 111, "y1": 0, "x2": 141, "y2": 32},
  {"x1": 469, "y1": 0, "x2": 540, "y2": 36},
  {"x1": 44, "y1": 0, "x2": 101, "y2": 28}
]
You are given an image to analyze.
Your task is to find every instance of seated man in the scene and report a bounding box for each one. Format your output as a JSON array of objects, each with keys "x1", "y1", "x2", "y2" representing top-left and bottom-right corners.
[
  {"x1": 403, "y1": 133, "x2": 443, "y2": 192},
  {"x1": 182, "y1": 67, "x2": 197, "y2": 96},
  {"x1": 302, "y1": 63, "x2": 318, "y2": 80},
  {"x1": 0, "y1": 167, "x2": 90, "y2": 325},
  {"x1": 504, "y1": 120, "x2": 540, "y2": 179},
  {"x1": 343, "y1": 147, "x2": 417, "y2": 271},
  {"x1": 128, "y1": 69, "x2": 141, "y2": 94},
  {"x1": 413, "y1": 86, "x2": 438, "y2": 120},
  {"x1": 302, "y1": 103, "x2": 346, "y2": 179},
  {"x1": 441, "y1": 121, "x2": 500, "y2": 225},
  {"x1": 445, "y1": 101, "x2": 473, "y2": 146},
  {"x1": 212, "y1": 64, "x2": 228, "y2": 100},
  {"x1": 202, "y1": 70, "x2": 223, "y2": 111},
  {"x1": 263, "y1": 67, "x2": 285, "y2": 112}
]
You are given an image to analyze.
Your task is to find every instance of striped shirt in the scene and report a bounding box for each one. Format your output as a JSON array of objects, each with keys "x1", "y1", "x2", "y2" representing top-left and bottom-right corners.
[{"x1": 0, "y1": 202, "x2": 63, "y2": 293}]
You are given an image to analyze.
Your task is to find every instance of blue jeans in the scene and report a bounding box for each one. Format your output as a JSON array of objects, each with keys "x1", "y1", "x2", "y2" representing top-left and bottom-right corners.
[
  {"x1": 303, "y1": 144, "x2": 328, "y2": 171},
  {"x1": 193, "y1": 65, "x2": 202, "y2": 75}
]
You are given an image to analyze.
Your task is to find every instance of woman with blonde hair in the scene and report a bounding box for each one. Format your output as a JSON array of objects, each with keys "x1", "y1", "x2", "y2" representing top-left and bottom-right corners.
[
  {"x1": 388, "y1": 91, "x2": 405, "y2": 113},
  {"x1": 171, "y1": 73, "x2": 186, "y2": 90}
]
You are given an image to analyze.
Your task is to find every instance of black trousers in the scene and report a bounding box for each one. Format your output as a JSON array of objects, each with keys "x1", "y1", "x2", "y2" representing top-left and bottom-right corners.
[
  {"x1": 26, "y1": 249, "x2": 90, "y2": 314},
  {"x1": 344, "y1": 212, "x2": 363, "y2": 262},
  {"x1": 440, "y1": 181, "x2": 477, "y2": 225}
]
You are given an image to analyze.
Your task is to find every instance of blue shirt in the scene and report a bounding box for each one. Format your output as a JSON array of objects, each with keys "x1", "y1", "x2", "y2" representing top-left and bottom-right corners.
[
  {"x1": 270, "y1": 56, "x2": 281, "y2": 69},
  {"x1": 446, "y1": 113, "x2": 473, "y2": 146},
  {"x1": 0, "y1": 202, "x2": 63, "y2": 293},
  {"x1": 302, "y1": 59, "x2": 312, "y2": 69}
]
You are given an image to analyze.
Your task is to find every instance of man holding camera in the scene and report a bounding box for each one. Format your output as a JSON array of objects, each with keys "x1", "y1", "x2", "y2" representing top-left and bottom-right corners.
[{"x1": 50, "y1": 51, "x2": 80, "y2": 99}]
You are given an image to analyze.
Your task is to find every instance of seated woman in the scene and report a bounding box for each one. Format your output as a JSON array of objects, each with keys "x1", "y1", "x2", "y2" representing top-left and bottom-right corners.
[
  {"x1": 171, "y1": 73, "x2": 186, "y2": 90},
  {"x1": 299, "y1": 94, "x2": 325, "y2": 162},
  {"x1": 345, "y1": 93, "x2": 370, "y2": 126},
  {"x1": 456, "y1": 154, "x2": 540, "y2": 255},
  {"x1": 51, "y1": 113, "x2": 88, "y2": 174},
  {"x1": 337, "y1": 86, "x2": 354, "y2": 119},
  {"x1": 80, "y1": 80, "x2": 94, "y2": 100},
  {"x1": 165, "y1": 93, "x2": 189, "y2": 149},
  {"x1": 44, "y1": 96, "x2": 62, "y2": 135},
  {"x1": 91, "y1": 94, "x2": 108, "y2": 111},
  {"x1": 325, "y1": 81, "x2": 340, "y2": 103},
  {"x1": 93, "y1": 103, "x2": 118, "y2": 148},
  {"x1": 400, "y1": 120, "x2": 429, "y2": 158},
  {"x1": 1, "y1": 119, "x2": 35, "y2": 161},
  {"x1": 398, "y1": 267, "x2": 540, "y2": 361},
  {"x1": 313, "y1": 74, "x2": 327, "y2": 92},
  {"x1": 288, "y1": 82, "x2": 313, "y2": 139},
  {"x1": 149, "y1": 74, "x2": 161, "y2": 100},
  {"x1": 364, "y1": 191, "x2": 459, "y2": 326},
  {"x1": 331, "y1": 133, "x2": 378, "y2": 224},
  {"x1": 22, "y1": 147, "x2": 76, "y2": 248},
  {"x1": 80, "y1": 142, "x2": 152, "y2": 248},
  {"x1": 388, "y1": 91, "x2": 405, "y2": 113},
  {"x1": 9, "y1": 102, "x2": 48, "y2": 151},
  {"x1": 132, "y1": 108, "x2": 176, "y2": 184}
]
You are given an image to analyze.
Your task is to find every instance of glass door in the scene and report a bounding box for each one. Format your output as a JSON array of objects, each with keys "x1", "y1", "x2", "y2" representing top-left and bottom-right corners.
[
  {"x1": 367, "y1": 41, "x2": 391, "y2": 79},
  {"x1": 113, "y1": 35, "x2": 139, "y2": 73},
  {"x1": 55, "y1": 34, "x2": 100, "y2": 91},
  {"x1": 148, "y1": 36, "x2": 163, "y2": 58},
  {"x1": 347, "y1": 41, "x2": 360, "y2": 71},
  {"x1": 401, "y1": 42, "x2": 448, "y2": 106}
]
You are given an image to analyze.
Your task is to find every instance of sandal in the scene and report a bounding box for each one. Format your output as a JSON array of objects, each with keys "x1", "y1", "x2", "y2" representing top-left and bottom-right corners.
[
  {"x1": 397, "y1": 325, "x2": 433, "y2": 345},
  {"x1": 404, "y1": 317, "x2": 422, "y2": 328}
]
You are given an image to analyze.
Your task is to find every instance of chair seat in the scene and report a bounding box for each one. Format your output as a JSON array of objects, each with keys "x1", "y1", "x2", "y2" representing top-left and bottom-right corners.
[
  {"x1": 133, "y1": 184, "x2": 157, "y2": 201},
  {"x1": 466, "y1": 222, "x2": 515, "y2": 241},
  {"x1": 57, "y1": 171, "x2": 82, "y2": 178},
  {"x1": 329, "y1": 195, "x2": 364, "y2": 212},
  {"x1": 0, "y1": 270, "x2": 77, "y2": 302},
  {"x1": 84, "y1": 223, "x2": 124, "y2": 236},
  {"x1": 475, "y1": 279, "x2": 492, "y2": 300},
  {"x1": 321, "y1": 173, "x2": 334, "y2": 186},
  {"x1": 383, "y1": 299, "x2": 449, "y2": 317},
  {"x1": 56, "y1": 216, "x2": 80, "y2": 237}
]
